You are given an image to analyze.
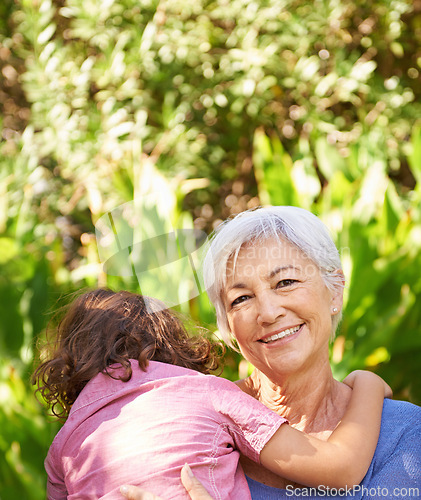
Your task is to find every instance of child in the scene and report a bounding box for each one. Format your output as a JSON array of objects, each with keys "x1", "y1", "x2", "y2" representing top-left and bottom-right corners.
[{"x1": 33, "y1": 289, "x2": 390, "y2": 500}]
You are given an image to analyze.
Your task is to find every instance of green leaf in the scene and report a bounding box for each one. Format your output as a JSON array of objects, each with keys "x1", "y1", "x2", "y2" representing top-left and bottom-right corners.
[
  {"x1": 408, "y1": 125, "x2": 421, "y2": 187},
  {"x1": 253, "y1": 130, "x2": 299, "y2": 206},
  {"x1": 314, "y1": 138, "x2": 350, "y2": 181}
]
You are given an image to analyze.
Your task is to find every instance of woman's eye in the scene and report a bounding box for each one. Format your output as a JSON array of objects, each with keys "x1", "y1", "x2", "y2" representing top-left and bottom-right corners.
[
  {"x1": 231, "y1": 295, "x2": 249, "y2": 307},
  {"x1": 276, "y1": 279, "x2": 297, "y2": 288}
]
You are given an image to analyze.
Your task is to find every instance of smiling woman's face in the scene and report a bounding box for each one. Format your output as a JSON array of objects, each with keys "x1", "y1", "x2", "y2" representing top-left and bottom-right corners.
[{"x1": 223, "y1": 237, "x2": 343, "y2": 378}]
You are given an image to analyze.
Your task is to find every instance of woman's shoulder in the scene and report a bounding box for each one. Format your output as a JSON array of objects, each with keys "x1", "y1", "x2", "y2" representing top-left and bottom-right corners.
[
  {"x1": 364, "y1": 398, "x2": 421, "y2": 488},
  {"x1": 376, "y1": 398, "x2": 421, "y2": 454},
  {"x1": 381, "y1": 398, "x2": 421, "y2": 425}
]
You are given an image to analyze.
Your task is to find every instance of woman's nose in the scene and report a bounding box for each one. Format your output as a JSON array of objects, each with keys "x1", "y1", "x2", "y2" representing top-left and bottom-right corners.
[{"x1": 256, "y1": 292, "x2": 286, "y2": 326}]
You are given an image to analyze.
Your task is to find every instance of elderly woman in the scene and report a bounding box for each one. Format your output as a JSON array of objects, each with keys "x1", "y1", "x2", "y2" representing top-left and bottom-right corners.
[
  {"x1": 203, "y1": 206, "x2": 420, "y2": 498},
  {"x1": 124, "y1": 206, "x2": 420, "y2": 499},
  {"x1": 205, "y1": 206, "x2": 421, "y2": 498}
]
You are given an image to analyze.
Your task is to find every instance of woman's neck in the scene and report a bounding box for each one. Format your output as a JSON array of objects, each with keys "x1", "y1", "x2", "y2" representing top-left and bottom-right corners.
[{"x1": 238, "y1": 360, "x2": 352, "y2": 433}]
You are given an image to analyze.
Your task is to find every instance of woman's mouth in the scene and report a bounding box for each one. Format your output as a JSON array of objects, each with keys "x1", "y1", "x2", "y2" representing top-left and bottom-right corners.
[{"x1": 259, "y1": 324, "x2": 303, "y2": 343}]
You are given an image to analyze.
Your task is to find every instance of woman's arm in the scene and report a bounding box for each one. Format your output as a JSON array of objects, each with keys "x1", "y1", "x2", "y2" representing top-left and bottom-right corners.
[
  {"x1": 260, "y1": 370, "x2": 391, "y2": 490},
  {"x1": 120, "y1": 464, "x2": 214, "y2": 500}
]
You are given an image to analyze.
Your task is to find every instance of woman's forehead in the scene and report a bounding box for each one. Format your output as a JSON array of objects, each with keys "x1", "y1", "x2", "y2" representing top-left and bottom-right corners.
[
  {"x1": 225, "y1": 238, "x2": 314, "y2": 278},
  {"x1": 243, "y1": 237, "x2": 302, "y2": 258},
  {"x1": 233, "y1": 237, "x2": 304, "y2": 262}
]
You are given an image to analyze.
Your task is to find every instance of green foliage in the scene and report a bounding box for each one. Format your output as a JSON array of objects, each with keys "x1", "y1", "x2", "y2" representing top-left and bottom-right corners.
[
  {"x1": 0, "y1": 363, "x2": 61, "y2": 500},
  {"x1": 1, "y1": 0, "x2": 420, "y2": 497},
  {"x1": 5, "y1": 0, "x2": 420, "y2": 220}
]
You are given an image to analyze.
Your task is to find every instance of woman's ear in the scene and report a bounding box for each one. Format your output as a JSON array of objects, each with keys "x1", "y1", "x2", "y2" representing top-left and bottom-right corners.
[{"x1": 331, "y1": 269, "x2": 345, "y2": 315}]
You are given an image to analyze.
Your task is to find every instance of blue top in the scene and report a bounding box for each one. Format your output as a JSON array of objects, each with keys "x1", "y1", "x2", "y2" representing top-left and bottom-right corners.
[{"x1": 247, "y1": 399, "x2": 421, "y2": 499}]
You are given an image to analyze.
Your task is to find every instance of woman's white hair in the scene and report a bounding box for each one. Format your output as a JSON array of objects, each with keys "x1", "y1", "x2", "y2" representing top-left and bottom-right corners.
[{"x1": 202, "y1": 206, "x2": 344, "y2": 348}]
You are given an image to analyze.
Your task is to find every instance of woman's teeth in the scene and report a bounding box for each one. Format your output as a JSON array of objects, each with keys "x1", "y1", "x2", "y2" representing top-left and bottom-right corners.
[{"x1": 260, "y1": 325, "x2": 301, "y2": 343}]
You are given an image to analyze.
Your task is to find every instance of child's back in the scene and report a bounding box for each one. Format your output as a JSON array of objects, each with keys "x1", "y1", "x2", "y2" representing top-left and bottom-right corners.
[{"x1": 46, "y1": 360, "x2": 284, "y2": 500}]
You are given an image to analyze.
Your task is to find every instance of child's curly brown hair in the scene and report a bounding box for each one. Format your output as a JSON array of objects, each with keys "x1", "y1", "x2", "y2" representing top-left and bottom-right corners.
[{"x1": 32, "y1": 289, "x2": 222, "y2": 420}]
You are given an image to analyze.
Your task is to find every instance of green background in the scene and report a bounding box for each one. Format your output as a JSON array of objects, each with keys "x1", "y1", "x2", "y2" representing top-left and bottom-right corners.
[{"x1": 1, "y1": 0, "x2": 421, "y2": 498}]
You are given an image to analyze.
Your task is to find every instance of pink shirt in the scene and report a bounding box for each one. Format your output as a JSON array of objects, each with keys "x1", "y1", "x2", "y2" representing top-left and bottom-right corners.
[{"x1": 46, "y1": 360, "x2": 286, "y2": 500}]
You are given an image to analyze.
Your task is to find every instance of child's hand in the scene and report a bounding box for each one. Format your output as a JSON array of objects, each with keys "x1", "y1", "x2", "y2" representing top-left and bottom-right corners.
[{"x1": 343, "y1": 370, "x2": 393, "y2": 399}]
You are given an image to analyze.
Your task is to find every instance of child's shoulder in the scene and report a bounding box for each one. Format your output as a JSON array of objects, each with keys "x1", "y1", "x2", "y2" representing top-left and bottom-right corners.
[
  {"x1": 144, "y1": 360, "x2": 209, "y2": 379},
  {"x1": 145, "y1": 361, "x2": 245, "y2": 396}
]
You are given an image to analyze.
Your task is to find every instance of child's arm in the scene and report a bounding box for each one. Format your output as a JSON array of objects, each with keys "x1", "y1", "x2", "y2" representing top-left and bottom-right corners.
[{"x1": 260, "y1": 370, "x2": 391, "y2": 490}]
